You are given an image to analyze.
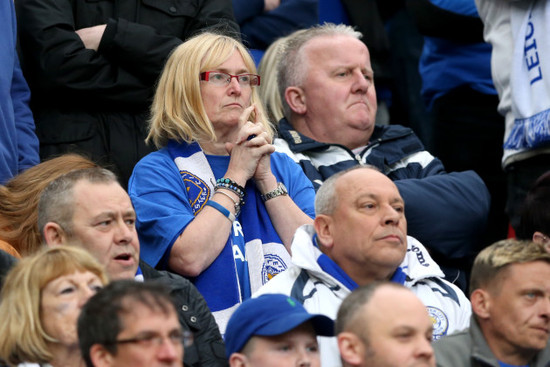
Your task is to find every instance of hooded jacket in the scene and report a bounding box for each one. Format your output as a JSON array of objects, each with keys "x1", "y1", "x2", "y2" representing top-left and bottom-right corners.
[{"x1": 255, "y1": 224, "x2": 471, "y2": 367}]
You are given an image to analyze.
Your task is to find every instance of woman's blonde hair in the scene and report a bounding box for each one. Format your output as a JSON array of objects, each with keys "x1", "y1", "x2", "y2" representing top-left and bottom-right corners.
[
  {"x1": 147, "y1": 32, "x2": 273, "y2": 148},
  {"x1": 0, "y1": 154, "x2": 98, "y2": 256},
  {"x1": 0, "y1": 246, "x2": 109, "y2": 366}
]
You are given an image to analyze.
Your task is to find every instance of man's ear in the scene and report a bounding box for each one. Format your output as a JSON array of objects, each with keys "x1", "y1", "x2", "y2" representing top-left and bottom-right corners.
[
  {"x1": 89, "y1": 344, "x2": 114, "y2": 367},
  {"x1": 337, "y1": 332, "x2": 364, "y2": 366},
  {"x1": 229, "y1": 352, "x2": 248, "y2": 367},
  {"x1": 285, "y1": 86, "x2": 306, "y2": 115},
  {"x1": 314, "y1": 214, "x2": 334, "y2": 250},
  {"x1": 533, "y1": 231, "x2": 549, "y2": 245},
  {"x1": 43, "y1": 222, "x2": 67, "y2": 247},
  {"x1": 471, "y1": 288, "x2": 491, "y2": 320}
]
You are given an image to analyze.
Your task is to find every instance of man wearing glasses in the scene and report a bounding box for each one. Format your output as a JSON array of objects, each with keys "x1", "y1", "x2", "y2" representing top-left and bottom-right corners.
[{"x1": 78, "y1": 280, "x2": 191, "y2": 367}]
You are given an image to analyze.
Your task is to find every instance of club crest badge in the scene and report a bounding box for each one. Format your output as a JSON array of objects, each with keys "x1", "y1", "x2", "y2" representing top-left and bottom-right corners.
[
  {"x1": 427, "y1": 306, "x2": 448, "y2": 340},
  {"x1": 180, "y1": 171, "x2": 210, "y2": 213},
  {"x1": 262, "y1": 254, "x2": 288, "y2": 284}
]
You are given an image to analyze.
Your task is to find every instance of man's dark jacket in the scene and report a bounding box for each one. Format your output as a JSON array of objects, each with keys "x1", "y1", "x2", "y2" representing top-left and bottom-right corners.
[{"x1": 15, "y1": 0, "x2": 240, "y2": 185}]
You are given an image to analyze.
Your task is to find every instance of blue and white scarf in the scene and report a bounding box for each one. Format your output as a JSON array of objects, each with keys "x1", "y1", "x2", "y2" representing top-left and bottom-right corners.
[
  {"x1": 168, "y1": 141, "x2": 291, "y2": 334},
  {"x1": 313, "y1": 234, "x2": 407, "y2": 288},
  {"x1": 505, "y1": 1, "x2": 550, "y2": 152}
]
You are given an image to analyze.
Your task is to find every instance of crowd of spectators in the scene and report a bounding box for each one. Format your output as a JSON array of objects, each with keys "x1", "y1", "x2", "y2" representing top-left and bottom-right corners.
[{"x1": 1, "y1": 0, "x2": 550, "y2": 366}]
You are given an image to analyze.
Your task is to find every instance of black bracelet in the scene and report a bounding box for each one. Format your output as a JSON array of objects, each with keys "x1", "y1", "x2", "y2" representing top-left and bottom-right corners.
[
  {"x1": 213, "y1": 178, "x2": 246, "y2": 208},
  {"x1": 216, "y1": 178, "x2": 245, "y2": 195}
]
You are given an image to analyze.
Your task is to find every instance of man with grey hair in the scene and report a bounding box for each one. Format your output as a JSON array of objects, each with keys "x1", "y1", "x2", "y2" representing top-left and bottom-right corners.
[
  {"x1": 434, "y1": 239, "x2": 550, "y2": 366},
  {"x1": 38, "y1": 167, "x2": 227, "y2": 367},
  {"x1": 255, "y1": 165, "x2": 471, "y2": 366},
  {"x1": 336, "y1": 282, "x2": 435, "y2": 367},
  {"x1": 273, "y1": 23, "x2": 490, "y2": 289}
]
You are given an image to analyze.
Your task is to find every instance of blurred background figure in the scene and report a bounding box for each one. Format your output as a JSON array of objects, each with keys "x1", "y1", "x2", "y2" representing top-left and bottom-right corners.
[
  {"x1": 0, "y1": 246, "x2": 108, "y2": 367},
  {"x1": 232, "y1": 0, "x2": 317, "y2": 64},
  {"x1": 0, "y1": 0, "x2": 39, "y2": 185},
  {"x1": 408, "y1": 0, "x2": 508, "y2": 248},
  {"x1": 475, "y1": 0, "x2": 550, "y2": 234},
  {"x1": 15, "y1": 0, "x2": 239, "y2": 187},
  {"x1": 516, "y1": 171, "x2": 550, "y2": 249}
]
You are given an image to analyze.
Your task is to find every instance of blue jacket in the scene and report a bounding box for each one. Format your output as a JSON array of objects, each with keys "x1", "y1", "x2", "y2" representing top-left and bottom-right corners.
[
  {"x1": 411, "y1": 0, "x2": 497, "y2": 109},
  {"x1": 0, "y1": 0, "x2": 39, "y2": 184},
  {"x1": 232, "y1": 0, "x2": 318, "y2": 50},
  {"x1": 275, "y1": 118, "x2": 490, "y2": 266}
]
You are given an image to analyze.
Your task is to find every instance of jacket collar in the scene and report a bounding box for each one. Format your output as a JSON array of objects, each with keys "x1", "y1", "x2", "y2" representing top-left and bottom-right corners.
[
  {"x1": 469, "y1": 315, "x2": 550, "y2": 366},
  {"x1": 290, "y1": 225, "x2": 444, "y2": 288},
  {"x1": 277, "y1": 117, "x2": 413, "y2": 159}
]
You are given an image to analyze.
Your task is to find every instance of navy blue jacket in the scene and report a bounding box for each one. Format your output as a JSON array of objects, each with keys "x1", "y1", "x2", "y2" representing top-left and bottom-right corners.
[
  {"x1": 275, "y1": 118, "x2": 490, "y2": 268},
  {"x1": 232, "y1": 0, "x2": 318, "y2": 50}
]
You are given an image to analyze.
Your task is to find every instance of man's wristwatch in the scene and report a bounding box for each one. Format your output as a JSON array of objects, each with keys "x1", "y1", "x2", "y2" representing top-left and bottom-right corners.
[{"x1": 261, "y1": 182, "x2": 288, "y2": 202}]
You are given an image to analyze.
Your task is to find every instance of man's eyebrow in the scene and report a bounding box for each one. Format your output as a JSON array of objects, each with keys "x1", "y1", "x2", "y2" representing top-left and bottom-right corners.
[
  {"x1": 355, "y1": 193, "x2": 403, "y2": 203},
  {"x1": 356, "y1": 193, "x2": 377, "y2": 200},
  {"x1": 92, "y1": 211, "x2": 116, "y2": 220},
  {"x1": 390, "y1": 197, "x2": 405, "y2": 205}
]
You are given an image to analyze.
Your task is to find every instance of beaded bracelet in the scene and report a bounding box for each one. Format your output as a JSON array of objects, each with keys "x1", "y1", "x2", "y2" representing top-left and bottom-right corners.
[
  {"x1": 205, "y1": 200, "x2": 236, "y2": 223},
  {"x1": 216, "y1": 178, "x2": 245, "y2": 197},
  {"x1": 214, "y1": 178, "x2": 246, "y2": 207}
]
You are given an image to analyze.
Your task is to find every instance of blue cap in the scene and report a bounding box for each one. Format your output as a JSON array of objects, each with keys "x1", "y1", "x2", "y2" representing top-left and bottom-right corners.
[{"x1": 224, "y1": 294, "x2": 334, "y2": 357}]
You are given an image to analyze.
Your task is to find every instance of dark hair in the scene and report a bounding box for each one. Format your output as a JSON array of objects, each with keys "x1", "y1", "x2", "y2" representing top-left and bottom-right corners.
[
  {"x1": 77, "y1": 280, "x2": 177, "y2": 367},
  {"x1": 517, "y1": 171, "x2": 550, "y2": 240}
]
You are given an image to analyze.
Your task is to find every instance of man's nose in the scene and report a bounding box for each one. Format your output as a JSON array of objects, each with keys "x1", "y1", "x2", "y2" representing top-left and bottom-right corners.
[
  {"x1": 114, "y1": 220, "x2": 133, "y2": 243},
  {"x1": 157, "y1": 337, "x2": 182, "y2": 362},
  {"x1": 415, "y1": 337, "x2": 435, "y2": 362},
  {"x1": 382, "y1": 205, "x2": 402, "y2": 226},
  {"x1": 351, "y1": 70, "x2": 371, "y2": 92}
]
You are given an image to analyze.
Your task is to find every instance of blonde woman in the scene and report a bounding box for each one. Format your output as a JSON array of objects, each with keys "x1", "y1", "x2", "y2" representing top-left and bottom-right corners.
[
  {"x1": 0, "y1": 246, "x2": 109, "y2": 367},
  {"x1": 128, "y1": 32, "x2": 315, "y2": 333}
]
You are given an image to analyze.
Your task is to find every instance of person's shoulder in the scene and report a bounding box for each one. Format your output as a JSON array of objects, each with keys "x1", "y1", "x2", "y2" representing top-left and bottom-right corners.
[
  {"x1": 433, "y1": 328, "x2": 472, "y2": 363},
  {"x1": 373, "y1": 123, "x2": 415, "y2": 139},
  {"x1": 133, "y1": 148, "x2": 172, "y2": 170},
  {"x1": 129, "y1": 147, "x2": 179, "y2": 193},
  {"x1": 417, "y1": 276, "x2": 469, "y2": 307},
  {"x1": 141, "y1": 261, "x2": 193, "y2": 290}
]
